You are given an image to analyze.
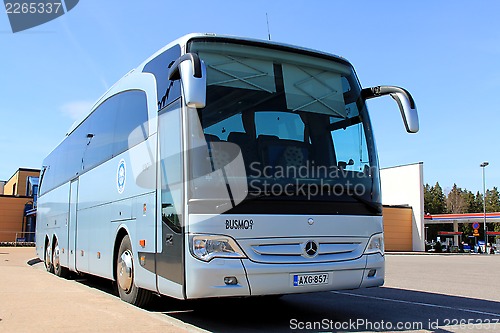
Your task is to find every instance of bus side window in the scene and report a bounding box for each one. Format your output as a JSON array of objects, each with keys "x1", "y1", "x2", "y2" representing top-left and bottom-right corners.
[
  {"x1": 82, "y1": 90, "x2": 149, "y2": 171},
  {"x1": 113, "y1": 90, "x2": 149, "y2": 155},
  {"x1": 143, "y1": 44, "x2": 182, "y2": 110},
  {"x1": 83, "y1": 97, "x2": 116, "y2": 170}
]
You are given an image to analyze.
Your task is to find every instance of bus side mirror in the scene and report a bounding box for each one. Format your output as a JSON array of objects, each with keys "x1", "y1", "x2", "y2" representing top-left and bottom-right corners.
[
  {"x1": 168, "y1": 53, "x2": 207, "y2": 108},
  {"x1": 362, "y1": 85, "x2": 419, "y2": 133}
]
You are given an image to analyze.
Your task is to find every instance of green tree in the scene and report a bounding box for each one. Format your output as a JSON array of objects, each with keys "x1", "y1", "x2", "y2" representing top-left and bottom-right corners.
[
  {"x1": 485, "y1": 187, "x2": 500, "y2": 212},
  {"x1": 424, "y1": 184, "x2": 432, "y2": 214},
  {"x1": 471, "y1": 191, "x2": 484, "y2": 213},
  {"x1": 462, "y1": 190, "x2": 479, "y2": 213},
  {"x1": 459, "y1": 189, "x2": 479, "y2": 239},
  {"x1": 424, "y1": 182, "x2": 446, "y2": 214},
  {"x1": 485, "y1": 187, "x2": 500, "y2": 233}
]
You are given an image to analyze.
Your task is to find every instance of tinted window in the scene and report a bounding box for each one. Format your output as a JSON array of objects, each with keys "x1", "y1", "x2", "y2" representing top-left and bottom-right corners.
[
  {"x1": 41, "y1": 119, "x2": 89, "y2": 194},
  {"x1": 159, "y1": 101, "x2": 183, "y2": 233},
  {"x1": 40, "y1": 90, "x2": 149, "y2": 195},
  {"x1": 83, "y1": 90, "x2": 148, "y2": 170},
  {"x1": 255, "y1": 112, "x2": 304, "y2": 141},
  {"x1": 63, "y1": 120, "x2": 89, "y2": 179},
  {"x1": 113, "y1": 90, "x2": 149, "y2": 154},
  {"x1": 83, "y1": 97, "x2": 116, "y2": 170},
  {"x1": 143, "y1": 45, "x2": 181, "y2": 110},
  {"x1": 204, "y1": 112, "x2": 244, "y2": 140}
]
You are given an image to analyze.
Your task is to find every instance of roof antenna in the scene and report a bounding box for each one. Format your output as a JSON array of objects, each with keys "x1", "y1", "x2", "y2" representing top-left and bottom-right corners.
[{"x1": 266, "y1": 13, "x2": 271, "y2": 41}]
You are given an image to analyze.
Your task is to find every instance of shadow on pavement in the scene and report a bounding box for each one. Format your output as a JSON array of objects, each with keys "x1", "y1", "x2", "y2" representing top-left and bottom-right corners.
[
  {"x1": 27, "y1": 258, "x2": 42, "y2": 265},
  {"x1": 147, "y1": 289, "x2": 500, "y2": 333},
  {"x1": 38, "y1": 269, "x2": 500, "y2": 333}
]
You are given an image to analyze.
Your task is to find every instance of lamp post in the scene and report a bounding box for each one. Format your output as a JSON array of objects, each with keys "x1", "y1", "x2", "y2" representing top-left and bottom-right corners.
[{"x1": 480, "y1": 161, "x2": 489, "y2": 254}]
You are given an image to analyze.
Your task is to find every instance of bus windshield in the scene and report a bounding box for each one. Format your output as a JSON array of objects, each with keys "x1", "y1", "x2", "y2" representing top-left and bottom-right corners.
[{"x1": 187, "y1": 40, "x2": 380, "y2": 215}]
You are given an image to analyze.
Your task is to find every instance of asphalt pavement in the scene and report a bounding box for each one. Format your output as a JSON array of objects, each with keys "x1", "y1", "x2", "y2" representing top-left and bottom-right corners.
[
  {"x1": 0, "y1": 247, "x2": 203, "y2": 333},
  {"x1": 1, "y1": 248, "x2": 499, "y2": 333}
]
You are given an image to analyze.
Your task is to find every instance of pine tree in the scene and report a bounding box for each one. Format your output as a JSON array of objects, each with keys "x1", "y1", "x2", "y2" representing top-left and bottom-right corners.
[
  {"x1": 458, "y1": 189, "x2": 474, "y2": 238},
  {"x1": 424, "y1": 182, "x2": 500, "y2": 242},
  {"x1": 424, "y1": 184, "x2": 433, "y2": 214},
  {"x1": 485, "y1": 187, "x2": 500, "y2": 233},
  {"x1": 472, "y1": 191, "x2": 484, "y2": 213},
  {"x1": 430, "y1": 182, "x2": 446, "y2": 214},
  {"x1": 485, "y1": 187, "x2": 500, "y2": 212}
]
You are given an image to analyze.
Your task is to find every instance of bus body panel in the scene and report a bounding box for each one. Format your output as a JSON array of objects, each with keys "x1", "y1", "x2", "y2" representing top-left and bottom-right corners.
[
  {"x1": 184, "y1": 253, "x2": 251, "y2": 299},
  {"x1": 241, "y1": 257, "x2": 367, "y2": 296},
  {"x1": 184, "y1": 245, "x2": 384, "y2": 298},
  {"x1": 360, "y1": 253, "x2": 385, "y2": 288},
  {"x1": 36, "y1": 182, "x2": 70, "y2": 261},
  {"x1": 68, "y1": 179, "x2": 78, "y2": 271},
  {"x1": 188, "y1": 214, "x2": 383, "y2": 239},
  {"x1": 37, "y1": 70, "x2": 159, "y2": 280},
  {"x1": 156, "y1": 275, "x2": 184, "y2": 300},
  {"x1": 185, "y1": 214, "x2": 383, "y2": 298},
  {"x1": 75, "y1": 138, "x2": 157, "y2": 279}
]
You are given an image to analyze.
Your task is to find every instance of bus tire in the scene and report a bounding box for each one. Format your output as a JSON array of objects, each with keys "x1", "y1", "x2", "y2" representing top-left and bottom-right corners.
[
  {"x1": 44, "y1": 238, "x2": 54, "y2": 273},
  {"x1": 53, "y1": 238, "x2": 69, "y2": 278},
  {"x1": 116, "y1": 235, "x2": 152, "y2": 307}
]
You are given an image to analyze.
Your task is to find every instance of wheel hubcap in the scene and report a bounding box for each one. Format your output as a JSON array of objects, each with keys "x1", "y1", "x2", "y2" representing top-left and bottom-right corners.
[
  {"x1": 117, "y1": 250, "x2": 133, "y2": 292},
  {"x1": 53, "y1": 243, "x2": 60, "y2": 271},
  {"x1": 45, "y1": 245, "x2": 52, "y2": 269}
]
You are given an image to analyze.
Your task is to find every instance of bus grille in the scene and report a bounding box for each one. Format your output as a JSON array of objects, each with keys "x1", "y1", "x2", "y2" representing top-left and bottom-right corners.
[{"x1": 237, "y1": 237, "x2": 368, "y2": 264}]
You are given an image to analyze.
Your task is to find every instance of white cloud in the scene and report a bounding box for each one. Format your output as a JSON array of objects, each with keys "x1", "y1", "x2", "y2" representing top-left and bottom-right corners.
[{"x1": 60, "y1": 101, "x2": 94, "y2": 121}]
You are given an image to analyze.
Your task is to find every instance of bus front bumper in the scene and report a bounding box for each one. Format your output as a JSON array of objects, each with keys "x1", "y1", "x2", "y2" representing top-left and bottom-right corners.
[{"x1": 184, "y1": 253, "x2": 384, "y2": 299}]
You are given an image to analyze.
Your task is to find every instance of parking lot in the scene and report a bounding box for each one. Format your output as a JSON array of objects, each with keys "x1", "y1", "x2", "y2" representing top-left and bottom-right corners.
[{"x1": 1, "y1": 248, "x2": 499, "y2": 332}]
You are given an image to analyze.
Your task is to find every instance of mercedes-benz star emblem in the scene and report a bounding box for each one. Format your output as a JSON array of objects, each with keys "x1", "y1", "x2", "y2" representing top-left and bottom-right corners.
[
  {"x1": 307, "y1": 218, "x2": 314, "y2": 225},
  {"x1": 303, "y1": 240, "x2": 319, "y2": 258}
]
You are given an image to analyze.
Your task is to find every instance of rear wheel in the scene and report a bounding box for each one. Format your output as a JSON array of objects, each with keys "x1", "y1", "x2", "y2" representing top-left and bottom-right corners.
[
  {"x1": 44, "y1": 239, "x2": 54, "y2": 273},
  {"x1": 53, "y1": 238, "x2": 69, "y2": 278},
  {"x1": 116, "y1": 235, "x2": 152, "y2": 307}
]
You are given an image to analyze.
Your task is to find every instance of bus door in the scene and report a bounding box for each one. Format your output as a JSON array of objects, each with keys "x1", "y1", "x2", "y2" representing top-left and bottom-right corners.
[{"x1": 156, "y1": 101, "x2": 185, "y2": 295}]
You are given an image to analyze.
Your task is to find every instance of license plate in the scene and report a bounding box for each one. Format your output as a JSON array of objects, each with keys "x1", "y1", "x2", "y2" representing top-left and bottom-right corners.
[{"x1": 293, "y1": 273, "x2": 329, "y2": 287}]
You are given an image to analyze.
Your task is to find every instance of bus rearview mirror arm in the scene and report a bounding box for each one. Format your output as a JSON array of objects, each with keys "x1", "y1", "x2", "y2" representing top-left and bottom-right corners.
[
  {"x1": 168, "y1": 53, "x2": 207, "y2": 108},
  {"x1": 362, "y1": 85, "x2": 419, "y2": 133}
]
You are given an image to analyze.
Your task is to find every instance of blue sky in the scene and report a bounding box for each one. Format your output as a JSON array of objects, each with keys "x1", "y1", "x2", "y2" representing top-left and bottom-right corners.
[{"x1": 0, "y1": 1, "x2": 499, "y2": 193}]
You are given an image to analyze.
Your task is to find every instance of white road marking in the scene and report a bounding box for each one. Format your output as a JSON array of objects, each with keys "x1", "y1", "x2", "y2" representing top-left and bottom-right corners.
[{"x1": 331, "y1": 291, "x2": 500, "y2": 318}]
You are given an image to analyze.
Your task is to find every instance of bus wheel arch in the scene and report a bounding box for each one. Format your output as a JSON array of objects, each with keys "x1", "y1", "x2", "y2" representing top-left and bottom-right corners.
[
  {"x1": 113, "y1": 228, "x2": 129, "y2": 283},
  {"x1": 114, "y1": 231, "x2": 152, "y2": 307}
]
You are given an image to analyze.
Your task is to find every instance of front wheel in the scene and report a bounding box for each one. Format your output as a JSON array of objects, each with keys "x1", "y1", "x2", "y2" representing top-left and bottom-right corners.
[{"x1": 116, "y1": 235, "x2": 152, "y2": 307}]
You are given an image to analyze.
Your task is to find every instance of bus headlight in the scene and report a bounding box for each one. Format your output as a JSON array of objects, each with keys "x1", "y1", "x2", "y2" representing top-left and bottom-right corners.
[
  {"x1": 364, "y1": 233, "x2": 384, "y2": 255},
  {"x1": 189, "y1": 234, "x2": 247, "y2": 262}
]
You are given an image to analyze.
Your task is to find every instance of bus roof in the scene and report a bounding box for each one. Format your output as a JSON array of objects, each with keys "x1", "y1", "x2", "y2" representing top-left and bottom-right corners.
[
  {"x1": 135, "y1": 33, "x2": 350, "y2": 72},
  {"x1": 65, "y1": 33, "x2": 352, "y2": 138}
]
